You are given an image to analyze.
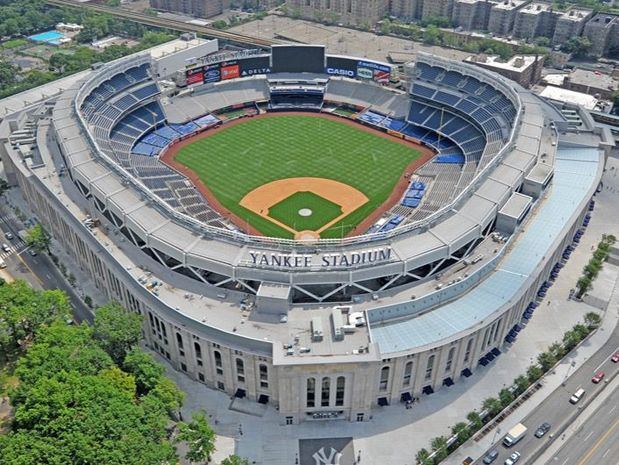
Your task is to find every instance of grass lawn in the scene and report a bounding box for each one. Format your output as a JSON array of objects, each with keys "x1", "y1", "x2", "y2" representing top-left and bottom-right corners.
[
  {"x1": 268, "y1": 191, "x2": 343, "y2": 231},
  {"x1": 175, "y1": 115, "x2": 421, "y2": 238}
]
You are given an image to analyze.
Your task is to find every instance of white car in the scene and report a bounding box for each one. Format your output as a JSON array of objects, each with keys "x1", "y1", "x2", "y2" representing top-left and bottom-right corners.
[{"x1": 504, "y1": 452, "x2": 521, "y2": 465}]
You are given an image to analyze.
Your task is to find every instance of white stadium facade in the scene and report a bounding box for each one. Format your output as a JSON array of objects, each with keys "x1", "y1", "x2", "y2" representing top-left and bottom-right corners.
[{"x1": 0, "y1": 37, "x2": 613, "y2": 424}]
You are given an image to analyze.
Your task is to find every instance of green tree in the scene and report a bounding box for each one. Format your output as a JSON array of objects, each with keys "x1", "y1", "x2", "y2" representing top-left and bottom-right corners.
[
  {"x1": 123, "y1": 347, "x2": 165, "y2": 396},
  {"x1": 537, "y1": 351, "x2": 557, "y2": 372},
  {"x1": 482, "y1": 397, "x2": 502, "y2": 416},
  {"x1": 0, "y1": 280, "x2": 71, "y2": 359},
  {"x1": 527, "y1": 364, "x2": 543, "y2": 383},
  {"x1": 564, "y1": 36, "x2": 592, "y2": 57},
  {"x1": 93, "y1": 302, "x2": 143, "y2": 364},
  {"x1": 430, "y1": 435, "x2": 449, "y2": 462},
  {"x1": 176, "y1": 411, "x2": 216, "y2": 464},
  {"x1": 423, "y1": 25, "x2": 442, "y2": 45},
  {"x1": 451, "y1": 421, "x2": 471, "y2": 443},
  {"x1": 25, "y1": 224, "x2": 51, "y2": 254},
  {"x1": 499, "y1": 388, "x2": 514, "y2": 407},
  {"x1": 415, "y1": 447, "x2": 433, "y2": 465},
  {"x1": 562, "y1": 330, "x2": 581, "y2": 352},
  {"x1": 466, "y1": 410, "x2": 483, "y2": 431},
  {"x1": 584, "y1": 311, "x2": 601, "y2": 328},
  {"x1": 221, "y1": 455, "x2": 250, "y2": 465},
  {"x1": 513, "y1": 375, "x2": 530, "y2": 396}
]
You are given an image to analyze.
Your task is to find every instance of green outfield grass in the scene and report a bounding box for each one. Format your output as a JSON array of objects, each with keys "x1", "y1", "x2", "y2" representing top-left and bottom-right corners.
[{"x1": 174, "y1": 115, "x2": 422, "y2": 238}]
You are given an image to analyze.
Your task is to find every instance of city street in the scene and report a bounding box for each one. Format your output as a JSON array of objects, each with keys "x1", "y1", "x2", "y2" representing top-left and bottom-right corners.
[
  {"x1": 0, "y1": 201, "x2": 93, "y2": 323},
  {"x1": 471, "y1": 331, "x2": 619, "y2": 465},
  {"x1": 545, "y1": 383, "x2": 619, "y2": 465}
]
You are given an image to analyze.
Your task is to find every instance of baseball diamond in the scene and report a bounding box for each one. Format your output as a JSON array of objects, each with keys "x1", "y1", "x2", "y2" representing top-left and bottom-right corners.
[{"x1": 166, "y1": 114, "x2": 428, "y2": 238}]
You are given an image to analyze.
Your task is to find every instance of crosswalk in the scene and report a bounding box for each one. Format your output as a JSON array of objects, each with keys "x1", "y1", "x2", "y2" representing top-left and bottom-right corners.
[{"x1": 0, "y1": 210, "x2": 28, "y2": 260}]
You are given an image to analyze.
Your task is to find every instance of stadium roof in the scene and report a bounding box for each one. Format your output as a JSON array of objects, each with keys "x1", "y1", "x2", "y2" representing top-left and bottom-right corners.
[{"x1": 369, "y1": 146, "x2": 601, "y2": 355}]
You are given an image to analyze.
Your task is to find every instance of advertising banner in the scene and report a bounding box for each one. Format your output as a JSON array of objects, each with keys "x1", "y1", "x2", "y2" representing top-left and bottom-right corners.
[
  {"x1": 220, "y1": 61, "x2": 240, "y2": 80},
  {"x1": 202, "y1": 63, "x2": 221, "y2": 83},
  {"x1": 325, "y1": 56, "x2": 357, "y2": 78},
  {"x1": 186, "y1": 69, "x2": 204, "y2": 85},
  {"x1": 357, "y1": 60, "x2": 391, "y2": 83},
  {"x1": 238, "y1": 55, "x2": 271, "y2": 77}
]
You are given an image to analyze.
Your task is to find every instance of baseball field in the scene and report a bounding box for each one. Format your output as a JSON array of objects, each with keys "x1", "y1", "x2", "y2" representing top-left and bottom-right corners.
[{"x1": 169, "y1": 114, "x2": 430, "y2": 239}]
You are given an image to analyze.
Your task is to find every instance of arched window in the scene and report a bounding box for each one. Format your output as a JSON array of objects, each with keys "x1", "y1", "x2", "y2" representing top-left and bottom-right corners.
[
  {"x1": 379, "y1": 366, "x2": 390, "y2": 391},
  {"x1": 425, "y1": 355, "x2": 435, "y2": 380},
  {"x1": 193, "y1": 342, "x2": 202, "y2": 359},
  {"x1": 403, "y1": 361, "x2": 413, "y2": 387},
  {"x1": 335, "y1": 376, "x2": 345, "y2": 406},
  {"x1": 259, "y1": 364, "x2": 269, "y2": 389},
  {"x1": 464, "y1": 338, "x2": 474, "y2": 362},
  {"x1": 236, "y1": 358, "x2": 245, "y2": 382},
  {"x1": 321, "y1": 377, "x2": 331, "y2": 407},
  {"x1": 307, "y1": 378, "x2": 316, "y2": 407},
  {"x1": 445, "y1": 347, "x2": 456, "y2": 372},
  {"x1": 214, "y1": 350, "x2": 223, "y2": 375}
]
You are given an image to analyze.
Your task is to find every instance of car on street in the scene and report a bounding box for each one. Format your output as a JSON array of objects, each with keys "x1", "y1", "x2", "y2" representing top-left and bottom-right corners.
[
  {"x1": 28, "y1": 249, "x2": 37, "y2": 256},
  {"x1": 612, "y1": 352, "x2": 619, "y2": 363},
  {"x1": 483, "y1": 450, "x2": 499, "y2": 464},
  {"x1": 504, "y1": 451, "x2": 521, "y2": 465},
  {"x1": 534, "y1": 422, "x2": 551, "y2": 438},
  {"x1": 592, "y1": 371, "x2": 605, "y2": 383},
  {"x1": 5, "y1": 232, "x2": 13, "y2": 240},
  {"x1": 1, "y1": 243, "x2": 10, "y2": 252}
]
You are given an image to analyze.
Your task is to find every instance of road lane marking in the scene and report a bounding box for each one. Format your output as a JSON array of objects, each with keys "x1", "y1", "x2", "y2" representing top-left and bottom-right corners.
[
  {"x1": 15, "y1": 252, "x2": 43, "y2": 287},
  {"x1": 593, "y1": 347, "x2": 619, "y2": 372},
  {"x1": 602, "y1": 448, "x2": 610, "y2": 458},
  {"x1": 610, "y1": 405, "x2": 617, "y2": 415},
  {"x1": 561, "y1": 457, "x2": 570, "y2": 465},
  {"x1": 577, "y1": 419, "x2": 619, "y2": 465},
  {"x1": 584, "y1": 431, "x2": 594, "y2": 441}
]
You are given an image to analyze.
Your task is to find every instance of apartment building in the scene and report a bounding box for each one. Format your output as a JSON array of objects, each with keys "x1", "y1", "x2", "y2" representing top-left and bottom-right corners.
[
  {"x1": 286, "y1": 0, "x2": 390, "y2": 26},
  {"x1": 487, "y1": 0, "x2": 528, "y2": 37},
  {"x1": 451, "y1": 0, "x2": 494, "y2": 31},
  {"x1": 390, "y1": 0, "x2": 424, "y2": 20},
  {"x1": 422, "y1": 0, "x2": 456, "y2": 20},
  {"x1": 513, "y1": 2, "x2": 558, "y2": 40},
  {"x1": 552, "y1": 8, "x2": 593, "y2": 46},
  {"x1": 583, "y1": 13, "x2": 619, "y2": 57},
  {"x1": 149, "y1": 0, "x2": 225, "y2": 18}
]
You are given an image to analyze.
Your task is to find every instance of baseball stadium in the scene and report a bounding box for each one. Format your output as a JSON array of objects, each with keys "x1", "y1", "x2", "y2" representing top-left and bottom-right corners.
[{"x1": 0, "y1": 37, "x2": 613, "y2": 429}]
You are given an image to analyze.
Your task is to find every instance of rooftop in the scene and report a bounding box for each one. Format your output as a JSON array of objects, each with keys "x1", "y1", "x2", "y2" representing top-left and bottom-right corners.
[
  {"x1": 519, "y1": 2, "x2": 553, "y2": 14},
  {"x1": 466, "y1": 54, "x2": 539, "y2": 72},
  {"x1": 569, "y1": 69, "x2": 618, "y2": 92},
  {"x1": 149, "y1": 37, "x2": 212, "y2": 60},
  {"x1": 492, "y1": 0, "x2": 528, "y2": 11},
  {"x1": 540, "y1": 86, "x2": 598, "y2": 110}
]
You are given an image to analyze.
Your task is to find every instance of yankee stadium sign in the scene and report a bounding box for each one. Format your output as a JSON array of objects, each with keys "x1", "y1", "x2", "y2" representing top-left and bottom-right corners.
[{"x1": 247, "y1": 247, "x2": 392, "y2": 269}]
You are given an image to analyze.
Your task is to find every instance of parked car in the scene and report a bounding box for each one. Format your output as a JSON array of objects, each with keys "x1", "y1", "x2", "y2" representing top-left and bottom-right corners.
[
  {"x1": 28, "y1": 249, "x2": 37, "y2": 256},
  {"x1": 5, "y1": 232, "x2": 13, "y2": 240},
  {"x1": 534, "y1": 422, "x2": 551, "y2": 438},
  {"x1": 611, "y1": 351, "x2": 619, "y2": 363},
  {"x1": 592, "y1": 371, "x2": 605, "y2": 383},
  {"x1": 504, "y1": 451, "x2": 521, "y2": 465},
  {"x1": 483, "y1": 450, "x2": 499, "y2": 464}
]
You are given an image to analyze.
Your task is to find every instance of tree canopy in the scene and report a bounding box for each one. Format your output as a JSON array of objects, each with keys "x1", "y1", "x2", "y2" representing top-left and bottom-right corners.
[
  {"x1": 24, "y1": 224, "x2": 51, "y2": 254},
  {"x1": 0, "y1": 284, "x2": 187, "y2": 465},
  {"x1": 93, "y1": 301, "x2": 143, "y2": 365}
]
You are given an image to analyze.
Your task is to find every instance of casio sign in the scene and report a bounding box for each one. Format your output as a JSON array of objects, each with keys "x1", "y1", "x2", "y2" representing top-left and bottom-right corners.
[{"x1": 326, "y1": 67, "x2": 355, "y2": 77}]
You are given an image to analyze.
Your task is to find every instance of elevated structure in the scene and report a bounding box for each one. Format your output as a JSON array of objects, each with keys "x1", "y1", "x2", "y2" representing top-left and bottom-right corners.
[{"x1": 0, "y1": 41, "x2": 612, "y2": 425}]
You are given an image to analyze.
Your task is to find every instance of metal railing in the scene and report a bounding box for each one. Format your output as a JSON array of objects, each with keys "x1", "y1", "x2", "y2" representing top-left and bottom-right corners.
[{"x1": 72, "y1": 53, "x2": 524, "y2": 251}]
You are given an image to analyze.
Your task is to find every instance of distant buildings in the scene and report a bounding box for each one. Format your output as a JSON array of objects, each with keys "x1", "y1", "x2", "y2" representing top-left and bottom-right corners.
[
  {"x1": 582, "y1": 13, "x2": 619, "y2": 57},
  {"x1": 285, "y1": 0, "x2": 390, "y2": 26},
  {"x1": 149, "y1": 0, "x2": 225, "y2": 19},
  {"x1": 465, "y1": 54, "x2": 544, "y2": 88},
  {"x1": 487, "y1": 0, "x2": 527, "y2": 36},
  {"x1": 552, "y1": 8, "x2": 592, "y2": 46}
]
